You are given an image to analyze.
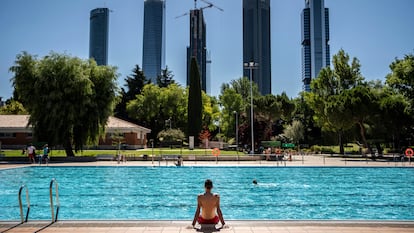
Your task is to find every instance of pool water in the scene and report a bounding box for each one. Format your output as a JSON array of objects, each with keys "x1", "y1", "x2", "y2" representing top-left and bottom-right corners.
[{"x1": 0, "y1": 166, "x2": 413, "y2": 220}]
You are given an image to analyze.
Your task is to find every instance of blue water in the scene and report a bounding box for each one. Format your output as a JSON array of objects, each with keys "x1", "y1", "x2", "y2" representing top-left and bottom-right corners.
[{"x1": 0, "y1": 166, "x2": 413, "y2": 220}]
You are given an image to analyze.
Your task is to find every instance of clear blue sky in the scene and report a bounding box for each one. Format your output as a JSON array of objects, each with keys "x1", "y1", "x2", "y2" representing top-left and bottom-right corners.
[{"x1": 1, "y1": 0, "x2": 413, "y2": 100}]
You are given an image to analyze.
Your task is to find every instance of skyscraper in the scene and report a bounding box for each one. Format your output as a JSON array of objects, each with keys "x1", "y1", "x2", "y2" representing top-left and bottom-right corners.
[
  {"x1": 89, "y1": 8, "x2": 109, "y2": 66},
  {"x1": 301, "y1": 0, "x2": 330, "y2": 92},
  {"x1": 187, "y1": 9, "x2": 207, "y2": 92},
  {"x1": 243, "y1": 0, "x2": 271, "y2": 95},
  {"x1": 142, "y1": 0, "x2": 165, "y2": 83}
]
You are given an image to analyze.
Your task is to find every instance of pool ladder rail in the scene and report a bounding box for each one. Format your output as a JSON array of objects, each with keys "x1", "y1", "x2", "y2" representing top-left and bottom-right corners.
[
  {"x1": 18, "y1": 184, "x2": 30, "y2": 223},
  {"x1": 17, "y1": 178, "x2": 60, "y2": 224},
  {"x1": 49, "y1": 178, "x2": 60, "y2": 223}
]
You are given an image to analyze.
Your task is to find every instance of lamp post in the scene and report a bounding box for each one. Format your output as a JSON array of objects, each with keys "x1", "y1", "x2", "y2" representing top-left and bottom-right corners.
[
  {"x1": 233, "y1": 111, "x2": 239, "y2": 161},
  {"x1": 244, "y1": 61, "x2": 258, "y2": 154}
]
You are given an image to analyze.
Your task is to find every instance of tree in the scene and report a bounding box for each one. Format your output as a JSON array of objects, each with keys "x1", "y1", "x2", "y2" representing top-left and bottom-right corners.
[
  {"x1": 187, "y1": 57, "x2": 202, "y2": 143},
  {"x1": 115, "y1": 65, "x2": 149, "y2": 120},
  {"x1": 292, "y1": 94, "x2": 322, "y2": 146},
  {"x1": 377, "y1": 88, "x2": 411, "y2": 149},
  {"x1": 305, "y1": 49, "x2": 363, "y2": 154},
  {"x1": 157, "y1": 128, "x2": 185, "y2": 146},
  {"x1": 386, "y1": 54, "x2": 414, "y2": 105},
  {"x1": 0, "y1": 99, "x2": 27, "y2": 114},
  {"x1": 254, "y1": 95, "x2": 282, "y2": 142},
  {"x1": 10, "y1": 52, "x2": 118, "y2": 156},
  {"x1": 219, "y1": 88, "x2": 243, "y2": 140},
  {"x1": 283, "y1": 120, "x2": 305, "y2": 149},
  {"x1": 201, "y1": 92, "x2": 220, "y2": 132},
  {"x1": 157, "y1": 66, "x2": 176, "y2": 88},
  {"x1": 219, "y1": 77, "x2": 260, "y2": 146},
  {"x1": 342, "y1": 85, "x2": 377, "y2": 153},
  {"x1": 127, "y1": 83, "x2": 187, "y2": 143}
]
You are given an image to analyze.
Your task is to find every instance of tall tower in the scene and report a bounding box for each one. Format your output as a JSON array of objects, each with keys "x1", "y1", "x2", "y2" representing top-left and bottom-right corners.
[
  {"x1": 301, "y1": 0, "x2": 330, "y2": 92},
  {"x1": 89, "y1": 8, "x2": 109, "y2": 66},
  {"x1": 186, "y1": 9, "x2": 207, "y2": 92},
  {"x1": 243, "y1": 0, "x2": 271, "y2": 95},
  {"x1": 142, "y1": 0, "x2": 166, "y2": 83}
]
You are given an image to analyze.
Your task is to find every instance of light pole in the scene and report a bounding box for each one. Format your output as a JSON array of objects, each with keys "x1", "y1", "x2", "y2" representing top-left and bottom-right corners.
[
  {"x1": 214, "y1": 118, "x2": 221, "y2": 148},
  {"x1": 233, "y1": 111, "x2": 239, "y2": 161},
  {"x1": 244, "y1": 61, "x2": 258, "y2": 154}
]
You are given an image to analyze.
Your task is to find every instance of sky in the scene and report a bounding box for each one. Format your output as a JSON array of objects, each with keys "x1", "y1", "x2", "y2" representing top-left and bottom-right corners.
[{"x1": 1, "y1": 0, "x2": 413, "y2": 101}]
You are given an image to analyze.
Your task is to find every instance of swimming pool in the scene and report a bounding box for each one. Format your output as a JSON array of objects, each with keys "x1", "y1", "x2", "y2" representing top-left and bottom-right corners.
[{"x1": 0, "y1": 166, "x2": 413, "y2": 220}]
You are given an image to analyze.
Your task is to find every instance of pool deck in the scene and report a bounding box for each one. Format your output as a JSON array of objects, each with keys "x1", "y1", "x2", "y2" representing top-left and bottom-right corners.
[
  {"x1": 1, "y1": 220, "x2": 413, "y2": 233},
  {"x1": 2, "y1": 154, "x2": 413, "y2": 168},
  {"x1": 1, "y1": 156, "x2": 413, "y2": 233}
]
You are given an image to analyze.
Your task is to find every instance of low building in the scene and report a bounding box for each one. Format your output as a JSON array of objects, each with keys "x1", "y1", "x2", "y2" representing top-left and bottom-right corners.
[{"x1": 0, "y1": 115, "x2": 150, "y2": 149}]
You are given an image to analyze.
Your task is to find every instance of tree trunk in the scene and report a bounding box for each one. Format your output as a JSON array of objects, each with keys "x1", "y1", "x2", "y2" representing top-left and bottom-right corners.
[
  {"x1": 338, "y1": 131, "x2": 344, "y2": 155},
  {"x1": 64, "y1": 138, "x2": 75, "y2": 157},
  {"x1": 357, "y1": 121, "x2": 371, "y2": 154}
]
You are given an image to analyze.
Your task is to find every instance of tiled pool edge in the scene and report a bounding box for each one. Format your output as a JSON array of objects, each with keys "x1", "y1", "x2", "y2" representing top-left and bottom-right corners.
[{"x1": 1, "y1": 220, "x2": 414, "y2": 227}]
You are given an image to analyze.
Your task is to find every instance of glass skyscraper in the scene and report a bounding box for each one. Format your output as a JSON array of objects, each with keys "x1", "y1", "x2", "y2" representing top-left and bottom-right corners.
[
  {"x1": 243, "y1": 0, "x2": 271, "y2": 95},
  {"x1": 142, "y1": 0, "x2": 165, "y2": 83},
  {"x1": 89, "y1": 8, "x2": 109, "y2": 66},
  {"x1": 186, "y1": 9, "x2": 207, "y2": 92},
  {"x1": 301, "y1": 0, "x2": 330, "y2": 92}
]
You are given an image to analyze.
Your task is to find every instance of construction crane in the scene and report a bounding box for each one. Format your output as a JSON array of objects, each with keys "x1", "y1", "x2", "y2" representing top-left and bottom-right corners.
[
  {"x1": 175, "y1": 0, "x2": 223, "y2": 19},
  {"x1": 199, "y1": 0, "x2": 223, "y2": 11}
]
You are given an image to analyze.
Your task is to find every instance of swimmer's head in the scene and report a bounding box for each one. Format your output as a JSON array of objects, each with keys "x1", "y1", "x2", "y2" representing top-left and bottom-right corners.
[
  {"x1": 252, "y1": 179, "x2": 258, "y2": 184},
  {"x1": 204, "y1": 179, "x2": 213, "y2": 190}
]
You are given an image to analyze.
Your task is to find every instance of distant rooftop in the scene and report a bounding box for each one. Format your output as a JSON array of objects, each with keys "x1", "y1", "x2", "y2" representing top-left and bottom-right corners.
[{"x1": 0, "y1": 115, "x2": 150, "y2": 134}]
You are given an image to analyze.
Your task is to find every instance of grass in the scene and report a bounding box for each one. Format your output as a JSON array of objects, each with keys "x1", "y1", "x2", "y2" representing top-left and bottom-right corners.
[{"x1": 0, "y1": 148, "x2": 245, "y2": 157}]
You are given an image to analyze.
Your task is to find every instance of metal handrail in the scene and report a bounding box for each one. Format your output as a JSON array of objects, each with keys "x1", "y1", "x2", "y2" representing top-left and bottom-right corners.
[
  {"x1": 49, "y1": 178, "x2": 60, "y2": 223},
  {"x1": 18, "y1": 185, "x2": 30, "y2": 223}
]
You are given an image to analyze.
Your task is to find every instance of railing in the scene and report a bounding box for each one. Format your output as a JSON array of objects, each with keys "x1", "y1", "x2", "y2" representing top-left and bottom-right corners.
[
  {"x1": 49, "y1": 178, "x2": 60, "y2": 223},
  {"x1": 18, "y1": 185, "x2": 30, "y2": 223}
]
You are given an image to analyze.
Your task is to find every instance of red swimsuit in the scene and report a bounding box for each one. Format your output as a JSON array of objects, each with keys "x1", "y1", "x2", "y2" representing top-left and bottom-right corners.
[{"x1": 198, "y1": 215, "x2": 219, "y2": 224}]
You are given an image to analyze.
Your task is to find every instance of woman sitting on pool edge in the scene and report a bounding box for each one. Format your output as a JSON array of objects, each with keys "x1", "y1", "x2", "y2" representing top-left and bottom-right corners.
[{"x1": 192, "y1": 179, "x2": 226, "y2": 228}]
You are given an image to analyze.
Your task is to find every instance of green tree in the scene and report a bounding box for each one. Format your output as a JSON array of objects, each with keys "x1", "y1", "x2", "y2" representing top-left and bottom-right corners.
[
  {"x1": 115, "y1": 65, "x2": 149, "y2": 120},
  {"x1": 305, "y1": 49, "x2": 363, "y2": 154},
  {"x1": 342, "y1": 85, "x2": 377, "y2": 153},
  {"x1": 127, "y1": 83, "x2": 188, "y2": 143},
  {"x1": 157, "y1": 66, "x2": 176, "y2": 88},
  {"x1": 283, "y1": 120, "x2": 305, "y2": 149},
  {"x1": 187, "y1": 57, "x2": 202, "y2": 143},
  {"x1": 254, "y1": 95, "x2": 282, "y2": 142},
  {"x1": 292, "y1": 94, "x2": 322, "y2": 146},
  {"x1": 201, "y1": 93, "x2": 220, "y2": 132},
  {"x1": 386, "y1": 54, "x2": 414, "y2": 105},
  {"x1": 221, "y1": 77, "x2": 260, "y2": 107},
  {"x1": 219, "y1": 88, "x2": 243, "y2": 140},
  {"x1": 10, "y1": 52, "x2": 118, "y2": 156},
  {"x1": 157, "y1": 128, "x2": 185, "y2": 145},
  {"x1": 377, "y1": 88, "x2": 411, "y2": 149},
  {"x1": 219, "y1": 77, "x2": 260, "y2": 146},
  {"x1": 0, "y1": 99, "x2": 27, "y2": 114}
]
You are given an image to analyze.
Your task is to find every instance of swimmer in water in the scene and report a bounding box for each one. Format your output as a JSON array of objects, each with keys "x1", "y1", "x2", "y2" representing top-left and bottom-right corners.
[{"x1": 252, "y1": 179, "x2": 258, "y2": 185}]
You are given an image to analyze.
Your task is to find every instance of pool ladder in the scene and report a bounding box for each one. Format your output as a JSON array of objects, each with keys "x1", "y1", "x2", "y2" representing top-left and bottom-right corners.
[
  {"x1": 18, "y1": 185, "x2": 30, "y2": 223},
  {"x1": 17, "y1": 178, "x2": 60, "y2": 223},
  {"x1": 49, "y1": 178, "x2": 60, "y2": 223}
]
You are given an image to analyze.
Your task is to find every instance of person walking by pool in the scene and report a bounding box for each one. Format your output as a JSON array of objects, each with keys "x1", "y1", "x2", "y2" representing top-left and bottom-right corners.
[
  {"x1": 27, "y1": 143, "x2": 36, "y2": 163},
  {"x1": 192, "y1": 179, "x2": 225, "y2": 228},
  {"x1": 42, "y1": 144, "x2": 49, "y2": 165}
]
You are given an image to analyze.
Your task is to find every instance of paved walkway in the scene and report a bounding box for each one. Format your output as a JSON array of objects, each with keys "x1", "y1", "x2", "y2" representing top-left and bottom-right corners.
[
  {"x1": 1, "y1": 221, "x2": 414, "y2": 233},
  {"x1": 2, "y1": 154, "x2": 412, "y2": 168}
]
